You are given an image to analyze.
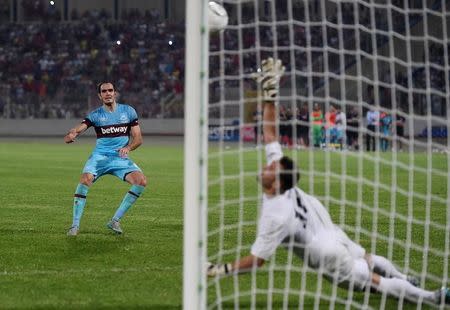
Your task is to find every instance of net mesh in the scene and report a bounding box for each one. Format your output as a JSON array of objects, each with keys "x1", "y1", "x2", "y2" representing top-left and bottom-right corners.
[{"x1": 206, "y1": 0, "x2": 449, "y2": 308}]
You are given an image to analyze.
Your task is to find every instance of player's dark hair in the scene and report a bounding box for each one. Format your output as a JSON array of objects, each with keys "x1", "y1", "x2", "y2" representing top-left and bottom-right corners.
[
  {"x1": 97, "y1": 82, "x2": 116, "y2": 94},
  {"x1": 279, "y1": 156, "x2": 300, "y2": 193}
]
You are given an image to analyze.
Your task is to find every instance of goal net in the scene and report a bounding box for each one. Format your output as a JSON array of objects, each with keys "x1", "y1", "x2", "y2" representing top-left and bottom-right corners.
[{"x1": 184, "y1": 0, "x2": 449, "y2": 309}]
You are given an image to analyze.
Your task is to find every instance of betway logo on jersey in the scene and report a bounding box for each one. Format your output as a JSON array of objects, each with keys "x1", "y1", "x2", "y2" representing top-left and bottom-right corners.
[
  {"x1": 101, "y1": 126, "x2": 127, "y2": 135},
  {"x1": 95, "y1": 124, "x2": 130, "y2": 138}
]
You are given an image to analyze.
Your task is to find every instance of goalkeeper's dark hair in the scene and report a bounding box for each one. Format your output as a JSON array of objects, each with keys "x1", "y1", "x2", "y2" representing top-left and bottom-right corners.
[
  {"x1": 279, "y1": 156, "x2": 300, "y2": 193},
  {"x1": 97, "y1": 82, "x2": 116, "y2": 94}
]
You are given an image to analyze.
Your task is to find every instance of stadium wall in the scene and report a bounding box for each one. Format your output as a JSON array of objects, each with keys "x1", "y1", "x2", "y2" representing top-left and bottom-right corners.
[{"x1": 0, "y1": 119, "x2": 184, "y2": 137}]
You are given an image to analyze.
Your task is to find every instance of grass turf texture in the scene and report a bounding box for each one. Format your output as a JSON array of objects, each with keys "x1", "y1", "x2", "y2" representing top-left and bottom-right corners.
[
  {"x1": 0, "y1": 141, "x2": 183, "y2": 309},
  {"x1": 0, "y1": 141, "x2": 448, "y2": 309}
]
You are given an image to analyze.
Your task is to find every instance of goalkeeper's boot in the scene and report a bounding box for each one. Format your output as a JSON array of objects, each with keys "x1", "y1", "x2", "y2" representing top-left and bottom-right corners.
[
  {"x1": 106, "y1": 219, "x2": 123, "y2": 234},
  {"x1": 67, "y1": 226, "x2": 79, "y2": 236},
  {"x1": 406, "y1": 275, "x2": 419, "y2": 287},
  {"x1": 434, "y1": 287, "x2": 450, "y2": 305}
]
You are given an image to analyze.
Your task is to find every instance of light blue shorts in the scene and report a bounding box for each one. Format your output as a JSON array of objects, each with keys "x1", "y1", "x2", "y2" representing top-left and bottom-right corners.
[{"x1": 82, "y1": 153, "x2": 142, "y2": 182}]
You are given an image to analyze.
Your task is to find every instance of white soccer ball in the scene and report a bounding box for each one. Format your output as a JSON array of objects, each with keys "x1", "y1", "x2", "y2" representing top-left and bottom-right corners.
[{"x1": 208, "y1": 1, "x2": 228, "y2": 32}]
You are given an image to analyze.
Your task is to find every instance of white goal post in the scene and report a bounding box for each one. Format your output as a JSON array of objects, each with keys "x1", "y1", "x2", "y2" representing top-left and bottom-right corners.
[
  {"x1": 183, "y1": 1, "x2": 209, "y2": 309},
  {"x1": 184, "y1": 0, "x2": 450, "y2": 309}
]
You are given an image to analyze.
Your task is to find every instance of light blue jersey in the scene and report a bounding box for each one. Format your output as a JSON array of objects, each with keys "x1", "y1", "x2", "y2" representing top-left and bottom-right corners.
[
  {"x1": 82, "y1": 103, "x2": 138, "y2": 156},
  {"x1": 81, "y1": 103, "x2": 142, "y2": 181}
]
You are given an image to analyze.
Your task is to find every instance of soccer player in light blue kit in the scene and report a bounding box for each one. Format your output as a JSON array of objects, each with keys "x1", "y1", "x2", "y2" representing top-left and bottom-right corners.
[{"x1": 64, "y1": 82, "x2": 147, "y2": 236}]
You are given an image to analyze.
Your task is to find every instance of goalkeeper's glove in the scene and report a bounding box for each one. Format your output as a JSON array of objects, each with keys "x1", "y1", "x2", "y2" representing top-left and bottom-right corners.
[
  {"x1": 255, "y1": 57, "x2": 285, "y2": 103},
  {"x1": 207, "y1": 262, "x2": 232, "y2": 277}
]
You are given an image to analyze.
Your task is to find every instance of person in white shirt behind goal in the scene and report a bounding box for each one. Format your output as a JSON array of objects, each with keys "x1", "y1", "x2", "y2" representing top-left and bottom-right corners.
[{"x1": 207, "y1": 57, "x2": 450, "y2": 306}]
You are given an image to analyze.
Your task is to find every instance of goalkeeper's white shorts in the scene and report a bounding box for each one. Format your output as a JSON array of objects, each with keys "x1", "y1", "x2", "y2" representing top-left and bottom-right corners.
[{"x1": 306, "y1": 230, "x2": 370, "y2": 291}]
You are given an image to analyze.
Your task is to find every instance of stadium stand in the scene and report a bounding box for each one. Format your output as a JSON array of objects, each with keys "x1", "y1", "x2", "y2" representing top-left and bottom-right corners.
[
  {"x1": 0, "y1": 5, "x2": 185, "y2": 119},
  {"x1": 0, "y1": 0, "x2": 447, "y2": 120}
]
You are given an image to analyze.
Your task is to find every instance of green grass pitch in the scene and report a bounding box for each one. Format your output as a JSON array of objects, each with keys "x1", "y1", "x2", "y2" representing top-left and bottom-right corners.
[
  {"x1": 0, "y1": 140, "x2": 448, "y2": 309},
  {"x1": 0, "y1": 140, "x2": 183, "y2": 309}
]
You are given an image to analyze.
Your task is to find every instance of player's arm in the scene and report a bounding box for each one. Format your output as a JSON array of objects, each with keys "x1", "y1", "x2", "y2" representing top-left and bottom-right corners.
[
  {"x1": 263, "y1": 102, "x2": 277, "y2": 144},
  {"x1": 118, "y1": 124, "x2": 143, "y2": 157},
  {"x1": 64, "y1": 123, "x2": 88, "y2": 143},
  {"x1": 256, "y1": 58, "x2": 285, "y2": 145},
  {"x1": 127, "y1": 124, "x2": 143, "y2": 151},
  {"x1": 207, "y1": 255, "x2": 265, "y2": 277},
  {"x1": 208, "y1": 214, "x2": 285, "y2": 277}
]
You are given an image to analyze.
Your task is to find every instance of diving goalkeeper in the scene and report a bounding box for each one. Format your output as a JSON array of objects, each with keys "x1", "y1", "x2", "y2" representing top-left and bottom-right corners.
[{"x1": 207, "y1": 58, "x2": 450, "y2": 306}]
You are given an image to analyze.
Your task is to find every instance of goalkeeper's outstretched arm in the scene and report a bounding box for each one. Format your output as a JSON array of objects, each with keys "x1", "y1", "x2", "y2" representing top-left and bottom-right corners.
[
  {"x1": 263, "y1": 102, "x2": 277, "y2": 144},
  {"x1": 259, "y1": 57, "x2": 285, "y2": 145},
  {"x1": 207, "y1": 255, "x2": 265, "y2": 277},
  {"x1": 207, "y1": 58, "x2": 284, "y2": 278}
]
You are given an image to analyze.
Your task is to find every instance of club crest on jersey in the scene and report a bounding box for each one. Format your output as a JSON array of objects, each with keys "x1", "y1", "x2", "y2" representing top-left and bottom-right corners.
[{"x1": 120, "y1": 114, "x2": 129, "y2": 122}]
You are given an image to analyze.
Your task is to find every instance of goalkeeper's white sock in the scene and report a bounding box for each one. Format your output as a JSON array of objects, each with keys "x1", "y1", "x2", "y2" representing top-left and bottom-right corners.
[
  {"x1": 371, "y1": 254, "x2": 407, "y2": 279},
  {"x1": 376, "y1": 277, "x2": 435, "y2": 303}
]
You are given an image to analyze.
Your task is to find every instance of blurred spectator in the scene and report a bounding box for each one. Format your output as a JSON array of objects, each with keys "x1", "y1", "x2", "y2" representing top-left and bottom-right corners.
[
  {"x1": 334, "y1": 105, "x2": 346, "y2": 150},
  {"x1": 296, "y1": 104, "x2": 309, "y2": 148},
  {"x1": 346, "y1": 105, "x2": 360, "y2": 150},
  {"x1": 311, "y1": 103, "x2": 323, "y2": 148},
  {"x1": 279, "y1": 105, "x2": 292, "y2": 147},
  {"x1": 366, "y1": 107, "x2": 380, "y2": 152},
  {"x1": 323, "y1": 105, "x2": 336, "y2": 147},
  {"x1": 394, "y1": 112, "x2": 406, "y2": 151},
  {"x1": 380, "y1": 111, "x2": 392, "y2": 152}
]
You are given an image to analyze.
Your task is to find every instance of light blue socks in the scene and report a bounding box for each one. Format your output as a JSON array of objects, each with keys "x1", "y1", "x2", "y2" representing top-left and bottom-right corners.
[
  {"x1": 112, "y1": 185, "x2": 145, "y2": 221},
  {"x1": 72, "y1": 184, "x2": 89, "y2": 227}
]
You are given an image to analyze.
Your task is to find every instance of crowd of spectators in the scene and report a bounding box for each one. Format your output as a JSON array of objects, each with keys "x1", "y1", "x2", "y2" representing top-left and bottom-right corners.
[
  {"x1": 0, "y1": 0, "x2": 447, "y2": 120},
  {"x1": 211, "y1": 0, "x2": 446, "y2": 81},
  {"x1": 256, "y1": 101, "x2": 408, "y2": 152},
  {"x1": 0, "y1": 6, "x2": 185, "y2": 119},
  {"x1": 210, "y1": 0, "x2": 448, "y2": 117}
]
